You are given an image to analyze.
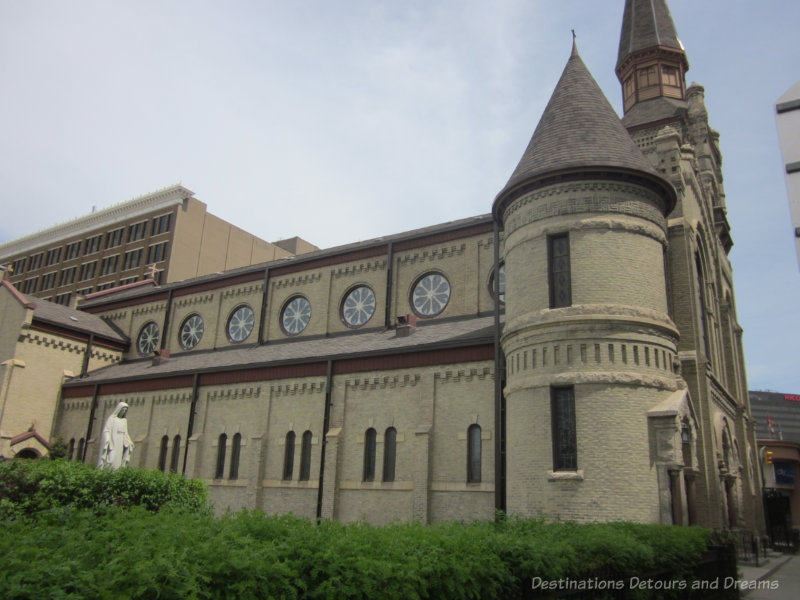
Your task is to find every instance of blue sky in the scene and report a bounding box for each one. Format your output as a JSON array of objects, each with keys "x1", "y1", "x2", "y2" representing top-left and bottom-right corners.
[{"x1": 1, "y1": 1, "x2": 798, "y2": 392}]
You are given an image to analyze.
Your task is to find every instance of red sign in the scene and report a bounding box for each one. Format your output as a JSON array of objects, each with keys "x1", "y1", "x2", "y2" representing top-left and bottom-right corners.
[{"x1": 784, "y1": 394, "x2": 800, "y2": 402}]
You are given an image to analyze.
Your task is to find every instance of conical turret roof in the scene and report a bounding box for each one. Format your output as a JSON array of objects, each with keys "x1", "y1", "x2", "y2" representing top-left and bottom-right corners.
[
  {"x1": 617, "y1": 0, "x2": 684, "y2": 70},
  {"x1": 494, "y1": 44, "x2": 673, "y2": 217}
]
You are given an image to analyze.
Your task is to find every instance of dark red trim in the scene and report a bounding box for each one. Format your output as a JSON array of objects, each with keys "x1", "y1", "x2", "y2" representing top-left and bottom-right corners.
[
  {"x1": 333, "y1": 344, "x2": 494, "y2": 374},
  {"x1": 31, "y1": 320, "x2": 127, "y2": 350},
  {"x1": 81, "y1": 291, "x2": 170, "y2": 313},
  {"x1": 270, "y1": 245, "x2": 388, "y2": 277},
  {"x1": 172, "y1": 271, "x2": 265, "y2": 297},
  {"x1": 199, "y1": 362, "x2": 328, "y2": 385}
]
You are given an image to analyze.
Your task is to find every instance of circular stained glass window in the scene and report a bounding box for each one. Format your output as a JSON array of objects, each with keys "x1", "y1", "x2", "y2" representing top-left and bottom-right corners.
[
  {"x1": 411, "y1": 272, "x2": 451, "y2": 318},
  {"x1": 341, "y1": 285, "x2": 377, "y2": 328},
  {"x1": 281, "y1": 296, "x2": 311, "y2": 335},
  {"x1": 490, "y1": 263, "x2": 505, "y2": 304},
  {"x1": 137, "y1": 321, "x2": 160, "y2": 355},
  {"x1": 179, "y1": 314, "x2": 204, "y2": 350},
  {"x1": 227, "y1": 305, "x2": 255, "y2": 343}
]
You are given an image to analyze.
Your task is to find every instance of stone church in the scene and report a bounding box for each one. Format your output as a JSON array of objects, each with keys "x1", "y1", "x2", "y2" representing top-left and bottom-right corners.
[{"x1": 45, "y1": 0, "x2": 763, "y2": 530}]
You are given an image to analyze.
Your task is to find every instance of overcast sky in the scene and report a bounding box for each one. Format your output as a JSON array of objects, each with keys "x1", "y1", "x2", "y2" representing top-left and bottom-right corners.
[{"x1": 1, "y1": 1, "x2": 798, "y2": 393}]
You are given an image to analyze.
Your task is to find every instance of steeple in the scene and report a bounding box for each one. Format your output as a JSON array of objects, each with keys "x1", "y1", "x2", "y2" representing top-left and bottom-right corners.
[
  {"x1": 494, "y1": 42, "x2": 675, "y2": 220},
  {"x1": 616, "y1": 0, "x2": 689, "y2": 117}
]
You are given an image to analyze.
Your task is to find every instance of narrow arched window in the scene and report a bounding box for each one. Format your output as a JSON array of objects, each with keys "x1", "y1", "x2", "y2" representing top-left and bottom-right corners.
[
  {"x1": 170, "y1": 435, "x2": 181, "y2": 473},
  {"x1": 215, "y1": 433, "x2": 227, "y2": 479},
  {"x1": 229, "y1": 433, "x2": 242, "y2": 480},
  {"x1": 363, "y1": 428, "x2": 377, "y2": 482},
  {"x1": 77, "y1": 438, "x2": 85, "y2": 462},
  {"x1": 383, "y1": 427, "x2": 397, "y2": 482},
  {"x1": 467, "y1": 424, "x2": 481, "y2": 483},
  {"x1": 158, "y1": 435, "x2": 169, "y2": 472},
  {"x1": 68, "y1": 438, "x2": 75, "y2": 460},
  {"x1": 282, "y1": 431, "x2": 295, "y2": 480},
  {"x1": 299, "y1": 430, "x2": 312, "y2": 481}
]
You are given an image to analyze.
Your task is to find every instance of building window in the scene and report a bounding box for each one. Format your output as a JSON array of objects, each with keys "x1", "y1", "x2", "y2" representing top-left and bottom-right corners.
[
  {"x1": 229, "y1": 433, "x2": 242, "y2": 480},
  {"x1": 158, "y1": 435, "x2": 169, "y2": 472},
  {"x1": 623, "y1": 75, "x2": 635, "y2": 103},
  {"x1": 55, "y1": 293, "x2": 72, "y2": 306},
  {"x1": 215, "y1": 434, "x2": 227, "y2": 479},
  {"x1": 383, "y1": 427, "x2": 397, "y2": 483},
  {"x1": 85, "y1": 235, "x2": 102, "y2": 255},
  {"x1": 100, "y1": 255, "x2": 119, "y2": 276},
  {"x1": 695, "y1": 253, "x2": 710, "y2": 359},
  {"x1": 23, "y1": 277, "x2": 38, "y2": 294},
  {"x1": 467, "y1": 424, "x2": 481, "y2": 483},
  {"x1": 147, "y1": 242, "x2": 169, "y2": 264},
  {"x1": 661, "y1": 66, "x2": 679, "y2": 87},
  {"x1": 119, "y1": 276, "x2": 138, "y2": 286},
  {"x1": 45, "y1": 247, "x2": 61, "y2": 266},
  {"x1": 363, "y1": 428, "x2": 377, "y2": 482},
  {"x1": 137, "y1": 321, "x2": 160, "y2": 355},
  {"x1": 77, "y1": 286, "x2": 94, "y2": 296},
  {"x1": 11, "y1": 258, "x2": 26, "y2": 275},
  {"x1": 551, "y1": 387, "x2": 577, "y2": 471},
  {"x1": 170, "y1": 435, "x2": 182, "y2": 473},
  {"x1": 489, "y1": 263, "x2": 505, "y2": 304},
  {"x1": 299, "y1": 430, "x2": 312, "y2": 481},
  {"x1": 60, "y1": 266, "x2": 76, "y2": 286},
  {"x1": 548, "y1": 234, "x2": 571, "y2": 308},
  {"x1": 106, "y1": 228, "x2": 124, "y2": 248},
  {"x1": 79, "y1": 261, "x2": 97, "y2": 281},
  {"x1": 638, "y1": 65, "x2": 658, "y2": 88},
  {"x1": 227, "y1": 305, "x2": 255, "y2": 343},
  {"x1": 282, "y1": 431, "x2": 295, "y2": 480},
  {"x1": 28, "y1": 253, "x2": 43, "y2": 270},
  {"x1": 96, "y1": 282, "x2": 115, "y2": 292},
  {"x1": 41, "y1": 272, "x2": 57, "y2": 291},
  {"x1": 123, "y1": 249, "x2": 143, "y2": 270},
  {"x1": 152, "y1": 213, "x2": 173, "y2": 235},
  {"x1": 68, "y1": 438, "x2": 75, "y2": 460},
  {"x1": 340, "y1": 285, "x2": 377, "y2": 328},
  {"x1": 77, "y1": 438, "x2": 85, "y2": 461},
  {"x1": 128, "y1": 221, "x2": 148, "y2": 242},
  {"x1": 179, "y1": 314, "x2": 204, "y2": 350},
  {"x1": 65, "y1": 241, "x2": 82, "y2": 261},
  {"x1": 280, "y1": 296, "x2": 312, "y2": 336},
  {"x1": 411, "y1": 272, "x2": 451, "y2": 318}
]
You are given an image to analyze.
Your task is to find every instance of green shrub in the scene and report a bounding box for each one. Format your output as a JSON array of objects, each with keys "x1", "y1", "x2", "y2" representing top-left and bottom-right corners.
[{"x1": 0, "y1": 459, "x2": 210, "y2": 519}]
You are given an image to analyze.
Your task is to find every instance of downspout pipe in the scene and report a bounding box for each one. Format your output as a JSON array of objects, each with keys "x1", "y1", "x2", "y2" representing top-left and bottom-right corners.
[
  {"x1": 159, "y1": 289, "x2": 174, "y2": 351},
  {"x1": 384, "y1": 243, "x2": 394, "y2": 329},
  {"x1": 258, "y1": 267, "x2": 270, "y2": 345},
  {"x1": 83, "y1": 384, "x2": 100, "y2": 463},
  {"x1": 493, "y1": 221, "x2": 507, "y2": 516},
  {"x1": 183, "y1": 372, "x2": 200, "y2": 475},
  {"x1": 316, "y1": 359, "x2": 334, "y2": 521},
  {"x1": 80, "y1": 334, "x2": 94, "y2": 377}
]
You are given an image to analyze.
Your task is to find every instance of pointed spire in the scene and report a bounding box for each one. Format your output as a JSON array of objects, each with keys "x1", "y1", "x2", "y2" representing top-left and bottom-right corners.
[
  {"x1": 494, "y1": 43, "x2": 673, "y2": 217},
  {"x1": 617, "y1": 0, "x2": 684, "y2": 70}
]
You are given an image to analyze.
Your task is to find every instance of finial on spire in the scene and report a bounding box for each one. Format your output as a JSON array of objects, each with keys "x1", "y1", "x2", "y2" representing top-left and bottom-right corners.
[{"x1": 571, "y1": 29, "x2": 578, "y2": 57}]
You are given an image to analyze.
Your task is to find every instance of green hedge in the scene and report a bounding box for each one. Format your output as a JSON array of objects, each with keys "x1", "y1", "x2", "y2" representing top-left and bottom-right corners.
[
  {"x1": 0, "y1": 505, "x2": 735, "y2": 599},
  {"x1": 0, "y1": 459, "x2": 210, "y2": 518}
]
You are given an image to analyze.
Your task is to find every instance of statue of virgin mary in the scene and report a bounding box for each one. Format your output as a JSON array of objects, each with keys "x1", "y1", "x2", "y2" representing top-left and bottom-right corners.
[{"x1": 98, "y1": 401, "x2": 134, "y2": 469}]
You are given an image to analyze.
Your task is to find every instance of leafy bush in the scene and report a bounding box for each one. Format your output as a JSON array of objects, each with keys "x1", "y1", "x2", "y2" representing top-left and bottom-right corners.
[
  {"x1": 0, "y1": 459, "x2": 210, "y2": 519},
  {"x1": 0, "y1": 506, "x2": 734, "y2": 599}
]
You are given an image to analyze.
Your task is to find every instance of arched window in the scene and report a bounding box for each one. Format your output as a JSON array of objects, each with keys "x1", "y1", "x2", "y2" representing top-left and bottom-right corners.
[
  {"x1": 77, "y1": 438, "x2": 85, "y2": 462},
  {"x1": 170, "y1": 435, "x2": 181, "y2": 473},
  {"x1": 681, "y1": 420, "x2": 692, "y2": 467},
  {"x1": 158, "y1": 435, "x2": 169, "y2": 472},
  {"x1": 299, "y1": 431, "x2": 312, "y2": 481},
  {"x1": 695, "y1": 253, "x2": 710, "y2": 359},
  {"x1": 215, "y1": 433, "x2": 227, "y2": 479},
  {"x1": 282, "y1": 431, "x2": 295, "y2": 480},
  {"x1": 229, "y1": 433, "x2": 242, "y2": 480},
  {"x1": 467, "y1": 424, "x2": 481, "y2": 483},
  {"x1": 383, "y1": 427, "x2": 397, "y2": 482},
  {"x1": 363, "y1": 428, "x2": 377, "y2": 482},
  {"x1": 68, "y1": 438, "x2": 75, "y2": 460}
]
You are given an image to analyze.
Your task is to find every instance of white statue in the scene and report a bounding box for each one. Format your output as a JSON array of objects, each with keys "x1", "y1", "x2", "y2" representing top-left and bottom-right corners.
[{"x1": 98, "y1": 401, "x2": 134, "y2": 469}]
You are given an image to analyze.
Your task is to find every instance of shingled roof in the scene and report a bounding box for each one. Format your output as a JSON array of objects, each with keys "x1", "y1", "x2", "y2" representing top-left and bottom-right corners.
[
  {"x1": 494, "y1": 43, "x2": 673, "y2": 217},
  {"x1": 617, "y1": 0, "x2": 685, "y2": 70}
]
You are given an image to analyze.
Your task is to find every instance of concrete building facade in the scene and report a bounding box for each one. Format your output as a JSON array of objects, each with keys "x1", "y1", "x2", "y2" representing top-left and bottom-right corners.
[
  {"x1": 775, "y1": 82, "x2": 800, "y2": 269},
  {"x1": 0, "y1": 184, "x2": 316, "y2": 305},
  {"x1": 0, "y1": 0, "x2": 763, "y2": 532}
]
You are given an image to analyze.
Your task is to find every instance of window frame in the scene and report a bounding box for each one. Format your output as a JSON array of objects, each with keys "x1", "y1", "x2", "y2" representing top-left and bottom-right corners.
[
  {"x1": 548, "y1": 233, "x2": 572, "y2": 308},
  {"x1": 551, "y1": 386, "x2": 577, "y2": 471},
  {"x1": 467, "y1": 424, "x2": 482, "y2": 483}
]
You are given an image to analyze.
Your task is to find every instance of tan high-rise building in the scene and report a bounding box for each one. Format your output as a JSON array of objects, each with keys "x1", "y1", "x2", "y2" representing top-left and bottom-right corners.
[{"x1": 0, "y1": 184, "x2": 317, "y2": 305}]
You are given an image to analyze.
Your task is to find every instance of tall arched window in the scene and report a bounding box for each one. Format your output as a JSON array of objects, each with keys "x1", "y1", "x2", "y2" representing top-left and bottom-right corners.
[
  {"x1": 215, "y1": 433, "x2": 227, "y2": 479},
  {"x1": 77, "y1": 438, "x2": 85, "y2": 462},
  {"x1": 299, "y1": 430, "x2": 312, "y2": 481},
  {"x1": 383, "y1": 427, "x2": 397, "y2": 483},
  {"x1": 170, "y1": 435, "x2": 181, "y2": 473},
  {"x1": 68, "y1": 438, "x2": 75, "y2": 460},
  {"x1": 363, "y1": 428, "x2": 377, "y2": 482},
  {"x1": 229, "y1": 433, "x2": 242, "y2": 480},
  {"x1": 695, "y1": 253, "x2": 710, "y2": 359},
  {"x1": 158, "y1": 435, "x2": 169, "y2": 472},
  {"x1": 467, "y1": 424, "x2": 481, "y2": 483},
  {"x1": 282, "y1": 431, "x2": 295, "y2": 480}
]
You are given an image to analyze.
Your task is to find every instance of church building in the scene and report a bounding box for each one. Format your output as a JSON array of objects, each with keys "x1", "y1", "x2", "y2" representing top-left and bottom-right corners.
[{"x1": 42, "y1": 0, "x2": 763, "y2": 531}]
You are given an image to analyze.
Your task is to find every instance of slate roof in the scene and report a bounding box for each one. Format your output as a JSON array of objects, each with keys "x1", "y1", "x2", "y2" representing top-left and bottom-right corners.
[
  {"x1": 494, "y1": 43, "x2": 672, "y2": 213},
  {"x1": 617, "y1": 0, "x2": 685, "y2": 70},
  {"x1": 63, "y1": 315, "x2": 497, "y2": 386},
  {"x1": 621, "y1": 96, "x2": 686, "y2": 130},
  {"x1": 1, "y1": 280, "x2": 128, "y2": 344}
]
